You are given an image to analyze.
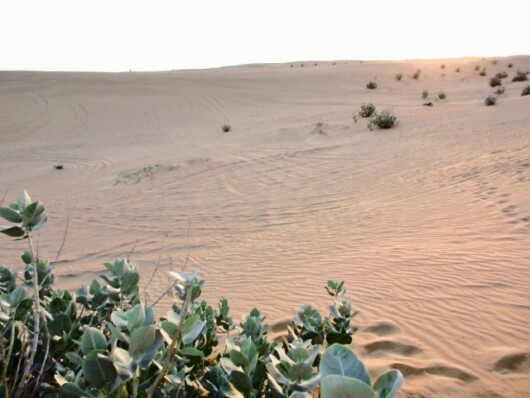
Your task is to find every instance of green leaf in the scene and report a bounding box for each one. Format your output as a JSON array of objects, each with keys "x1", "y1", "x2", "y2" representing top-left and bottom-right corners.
[
  {"x1": 21, "y1": 250, "x2": 33, "y2": 265},
  {"x1": 121, "y1": 272, "x2": 139, "y2": 294},
  {"x1": 65, "y1": 352, "x2": 83, "y2": 366},
  {"x1": 127, "y1": 303, "x2": 146, "y2": 331},
  {"x1": 82, "y1": 351, "x2": 117, "y2": 389},
  {"x1": 80, "y1": 327, "x2": 108, "y2": 355},
  {"x1": 128, "y1": 325, "x2": 155, "y2": 358},
  {"x1": 0, "y1": 207, "x2": 22, "y2": 223},
  {"x1": 48, "y1": 314, "x2": 72, "y2": 336},
  {"x1": 320, "y1": 344, "x2": 371, "y2": 386},
  {"x1": 289, "y1": 362, "x2": 313, "y2": 381},
  {"x1": 28, "y1": 214, "x2": 47, "y2": 230},
  {"x1": 17, "y1": 191, "x2": 31, "y2": 211},
  {"x1": 0, "y1": 226, "x2": 26, "y2": 238},
  {"x1": 229, "y1": 370, "x2": 252, "y2": 395},
  {"x1": 373, "y1": 370, "x2": 403, "y2": 398},
  {"x1": 180, "y1": 346, "x2": 205, "y2": 358},
  {"x1": 320, "y1": 375, "x2": 376, "y2": 398},
  {"x1": 9, "y1": 286, "x2": 27, "y2": 307},
  {"x1": 181, "y1": 314, "x2": 206, "y2": 345},
  {"x1": 22, "y1": 201, "x2": 45, "y2": 224},
  {"x1": 59, "y1": 383, "x2": 89, "y2": 398}
]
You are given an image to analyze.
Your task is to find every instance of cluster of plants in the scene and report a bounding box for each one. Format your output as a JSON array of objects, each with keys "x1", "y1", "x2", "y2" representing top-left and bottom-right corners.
[
  {"x1": 512, "y1": 70, "x2": 529, "y2": 82},
  {"x1": 479, "y1": 69, "x2": 487, "y2": 77},
  {"x1": 0, "y1": 192, "x2": 403, "y2": 398},
  {"x1": 485, "y1": 95, "x2": 497, "y2": 106},
  {"x1": 367, "y1": 110, "x2": 399, "y2": 131},
  {"x1": 358, "y1": 103, "x2": 376, "y2": 118}
]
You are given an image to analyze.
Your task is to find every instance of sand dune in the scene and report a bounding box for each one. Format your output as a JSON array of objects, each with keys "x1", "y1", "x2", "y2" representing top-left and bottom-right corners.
[{"x1": 1, "y1": 56, "x2": 529, "y2": 397}]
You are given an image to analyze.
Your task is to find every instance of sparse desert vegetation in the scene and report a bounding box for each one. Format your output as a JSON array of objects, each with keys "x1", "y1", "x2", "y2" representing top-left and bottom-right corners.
[
  {"x1": 366, "y1": 80, "x2": 377, "y2": 89},
  {"x1": 438, "y1": 91, "x2": 447, "y2": 100},
  {"x1": 521, "y1": 86, "x2": 530, "y2": 96},
  {"x1": 490, "y1": 76, "x2": 503, "y2": 87},
  {"x1": 221, "y1": 124, "x2": 231, "y2": 132},
  {"x1": 495, "y1": 86, "x2": 506, "y2": 96},
  {"x1": 485, "y1": 95, "x2": 497, "y2": 106},
  {"x1": 479, "y1": 69, "x2": 487, "y2": 76},
  {"x1": 359, "y1": 102, "x2": 376, "y2": 118},
  {"x1": 395, "y1": 73, "x2": 403, "y2": 81},
  {"x1": 412, "y1": 69, "x2": 421, "y2": 79},
  {"x1": 368, "y1": 110, "x2": 399, "y2": 130},
  {"x1": 512, "y1": 70, "x2": 529, "y2": 82},
  {"x1": 422, "y1": 90, "x2": 429, "y2": 99}
]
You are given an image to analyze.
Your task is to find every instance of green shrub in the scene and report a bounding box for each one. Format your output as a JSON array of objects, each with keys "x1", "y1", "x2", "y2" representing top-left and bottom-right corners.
[
  {"x1": 438, "y1": 92, "x2": 447, "y2": 100},
  {"x1": 521, "y1": 86, "x2": 530, "y2": 96},
  {"x1": 479, "y1": 69, "x2": 487, "y2": 76},
  {"x1": 421, "y1": 90, "x2": 429, "y2": 99},
  {"x1": 395, "y1": 73, "x2": 403, "y2": 81},
  {"x1": 359, "y1": 103, "x2": 376, "y2": 118},
  {"x1": 512, "y1": 70, "x2": 529, "y2": 82},
  {"x1": 0, "y1": 192, "x2": 403, "y2": 398},
  {"x1": 366, "y1": 80, "x2": 377, "y2": 89},
  {"x1": 221, "y1": 124, "x2": 231, "y2": 133},
  {"x1": 369, "y1": 110, "x2": 399, "y2": 130},
  {"x1": 485, "y1": 95, "x2": 497, "y2": 106},
  {"x1": 412, "y1": 69, "x2": 421, "y2": 79}
]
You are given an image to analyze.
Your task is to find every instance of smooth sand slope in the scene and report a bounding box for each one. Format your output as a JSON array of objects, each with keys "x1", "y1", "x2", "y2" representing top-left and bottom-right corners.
[{"x1": 1, "y1": 56, "x2": 529, "y2": 397}]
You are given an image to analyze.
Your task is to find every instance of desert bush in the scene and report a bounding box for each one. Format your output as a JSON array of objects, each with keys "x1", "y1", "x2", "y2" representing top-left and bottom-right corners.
[
  {"x1": 496, "y1": 71, "x2": 508, "y2": 79},
  {"x1": 368, "y1": 110, "x2": 399, "y2": 130},
  {"x1": 440, "y1": 64, "x2": 446, "y2": 69},
  {"x1": 495, "y1": 86, "x2": 506, "y2": 96},
  {"x1": 485, "y1": 95, "x2": 497, "y2": 106},
  {"x1": 512, "y1": 70, "x2": 529, "y2": 82},
  {"x1": 366, "y1": 80, "x2": 377, "y2": 89},
  {"x1": 221, "y1": 124, "x2": 231, "y2": 133},
  {"x1": 421, "y1": 90, "x2": 429, "y2": 99},
  {"x1": 359, "y1": 103, "x2": 376, "y2": 118},
  {"x1": 489, "y1": 76, "x2": 503, "y2": 87},
  {"x1": 395, "y1": 73, "x2": 403, "y2": 81},
  {"x1": 521, "y1": 86, "x2": 530, "y2": 96},
  {"x1": 438, "y1": 92, "x2": 447, "y2": 100},
  {"x1": 479, "y1": 69, "x2": 487, "y2": 76},
  {"x1": 0, "y1": 192, "x2": 403, "y2": 398},
  {"x1": 456, "y1": 67, "x2": 461, "y2": 73},
  {"x1": 412, "y1": 69, "x2": 421, "y2": 79},
  {"x1": 474, "y1": 65, "x2": 480, "y2": 71},
  {"x1": 508, "y1": 63, "x2": 514, "y2": 68}
]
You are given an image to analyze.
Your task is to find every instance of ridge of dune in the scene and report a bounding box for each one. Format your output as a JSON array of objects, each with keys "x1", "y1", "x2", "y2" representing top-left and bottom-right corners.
[{"x1": 1, "y1": 56, "x2": 529, "y2": 397}]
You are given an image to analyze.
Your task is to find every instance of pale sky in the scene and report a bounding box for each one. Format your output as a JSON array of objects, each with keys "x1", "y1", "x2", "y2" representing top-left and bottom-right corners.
[{"x1": 1, "y1": 0, "x2": 528, "y2": 71}]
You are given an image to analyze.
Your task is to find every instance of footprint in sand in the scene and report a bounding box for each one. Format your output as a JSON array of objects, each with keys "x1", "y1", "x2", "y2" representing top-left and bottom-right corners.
[
  {"x1": 390, "y1": 362, "x2": 478, "y2": 383},
  {"x1": 492, "y1": 352, "x2": 530, "y2": 374},
  {"x1": 363, "y1": 340, "x2": 422, "y2": 357}
]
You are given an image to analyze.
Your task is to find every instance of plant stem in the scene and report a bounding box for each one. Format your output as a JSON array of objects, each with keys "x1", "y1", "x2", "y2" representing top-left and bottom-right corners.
[
  {"x1": 17, "y1": 232, "x2": 41, "y2": 396},
  {"x1": 146, "y1": 286, "x2": 192, "y2": 398}
]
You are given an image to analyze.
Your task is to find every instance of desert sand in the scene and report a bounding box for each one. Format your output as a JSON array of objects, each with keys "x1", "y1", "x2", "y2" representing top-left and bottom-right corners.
[{"x1": 1, "y1": 56, "x2": 529, "y2": 397}]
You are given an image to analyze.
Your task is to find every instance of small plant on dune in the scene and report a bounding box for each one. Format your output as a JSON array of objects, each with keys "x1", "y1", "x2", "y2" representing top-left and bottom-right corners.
[
  {"x1": 495, "y1": 86, "x2": 506, "y2": 96},
  {"x1": 221, "y1": 124, "x2": 231, "y2": 133},
  {"x1": 489, "y1": 76, "x2": 503, "y2": 87},
  {"x1": 496, "y1": 71, "x2": 508, "y2": 79},
  {"x1": 366, "y1": 80, "x2": 377, "y2": 89},
  {"x1": 479, "y1": 68, "x2": 487, "y2": 76},
  {"x1": 0, "y1": 192, "x2": 404, "y2": 398},
  {"x1": 474, "y1": 65, "x2": 480, "y2": 71},
  {"x1": 421, "y1": 90, "x2": 429, "y2": 99},
  {"x1": 395, "y1": 73, "x2": 403, "y2": 81},
  {"x1": 491, "y1": 59, "x2": 498, "y2": 65},
  {"x1": 438, "y1": 91, "x2": 447, "y2": 100},
  {"x1": 485, "y1": 95, "x2": 497, "y2": 106},
  {"x1": 440, "y1": 64, "x2": 446, "y2": 69},
  {"x1": 412, "y1": 69, "x2": 421, "y2": 80},
  {"x1": 368, "y1": 110, "x2": 399, "y2": 130},
  {"x1": 456, "y1": 67, "x2": 461, "y2": 73},
  {"x1": 512, "y1": 70, "x2": 529, "y2": 82},
  {"x1": 507, "y1": 63, "x2": 514, "y2": 68},
  {"x1": 521, "y1": 86, "x2": 530, "y2": 96},
  {"x1": 359, "y1": 102, "x2": 376, "y2": 118}
]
